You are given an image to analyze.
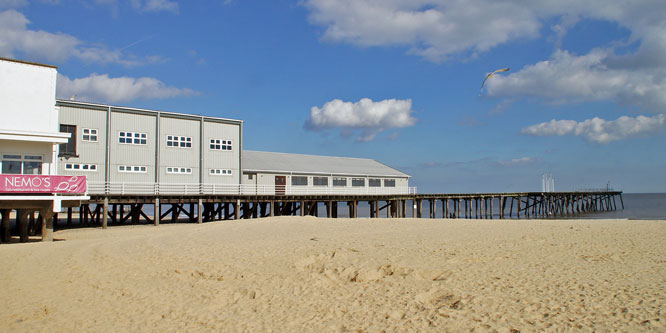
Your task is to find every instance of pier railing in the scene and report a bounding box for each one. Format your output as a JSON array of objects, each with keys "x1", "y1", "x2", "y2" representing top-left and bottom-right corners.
[{"x1": 88, "y1": 182, "x2": 417, "y2": 196}]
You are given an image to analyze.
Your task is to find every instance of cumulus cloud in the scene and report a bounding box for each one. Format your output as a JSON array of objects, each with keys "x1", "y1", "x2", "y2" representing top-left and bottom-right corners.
[
  {"x1": 522, "y1": 114, "x2": 666, "y2": 144},
  {"x1": 305, "y1": 98, "x2": 416, "y2": 142},
  {"x1": 57, "y1": 73, "x2": 199, "y2": 103},
  {"x1": 0, "y1": 9, "x2": 161, "y2": 65},
  {"x1": 304, "y1": 0, "x2": 540, "y2": 62}
]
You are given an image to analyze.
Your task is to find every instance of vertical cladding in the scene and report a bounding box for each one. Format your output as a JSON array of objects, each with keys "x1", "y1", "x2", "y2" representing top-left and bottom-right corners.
[
  {"x1": 58, "y1": 105, "x2": 107, "y2": 182},
  {"x1": 202, "y1": 121, "x2": 240, "y2": 184},
  {"x1": 109, "y1": 110, "x2": 157, "y2": 182},
  {"x1": 159, "y1": 116, "x2": 200, "y2": 184}
]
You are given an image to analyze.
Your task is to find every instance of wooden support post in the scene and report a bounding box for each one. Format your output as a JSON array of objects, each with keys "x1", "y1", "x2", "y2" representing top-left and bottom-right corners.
[
  {"x1": 40, "y1": 204, "x2": 54, "y2": 242},
  {"x1": 154, "y1": 198, "x2": 160, "y2": 226},
  {"x1": 417, "y1": 199, "x2": 422, "y2": 218},
  {"x1": 197, "y1": 199, "x2": 203, "y2": 224},
  {"x1": 432, "y1": 200, "x2": 437, "y2": 219},
  {"x1": 1, "y1": 209, "x2": 10, "y2": 242},
  {"x1": 102, "y1": 197, "x2": 109, "y2": 229},
  {"x1": 517, "y1": 196, "x2": 521, "y2": 218},
  {"x1": 17, "y1": 209, "x2": 29, "y2": 243},
  {"x1": 442, "y1": 199, "x2": 447, "y2": 218}
]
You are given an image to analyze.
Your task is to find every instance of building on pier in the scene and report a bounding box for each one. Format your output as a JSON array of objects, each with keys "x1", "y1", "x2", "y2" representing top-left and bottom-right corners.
[
  {"x1": 241, "y1": 150, "x2": 413, "y2": 195},
  {"x1": 56, "y1": 100, "x2": 243, "y2": 195},
  {"x1": 0, "y1": 58, "x2": 88, "y2": 242}
]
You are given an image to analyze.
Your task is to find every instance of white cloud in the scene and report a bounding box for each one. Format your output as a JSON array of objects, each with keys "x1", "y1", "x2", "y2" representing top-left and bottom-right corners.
[
  {"x1": 305, "y1": 98, "x2": 416, "y2": 142},
  {"x1": 0, "y1": 0, "x2": 27, "y2": 9},
  {"x1": 498, "y1": 157, "x2": 539, "y2": 167},
  {"x1": 130, "y1": 0, "x2": 178, "y2": 13},
  {"x1": 304, "y1": 0, "x2": 541, "y2": 62},
  {"x1": 0, "y1": 9, "x2": 162, "y2": 65},
  {"x1": 57, "y1": 73, "x2": 199, "y2": 103},
  {"x1": 522, "y1": 114, "x2": 666, "y2": 144}
]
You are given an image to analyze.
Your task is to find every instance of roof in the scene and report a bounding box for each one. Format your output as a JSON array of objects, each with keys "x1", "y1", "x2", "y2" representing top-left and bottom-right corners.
[
  {"x1": 0, "y1": 57, "x2": 58, "y2": 69},
  {"x1": 242, "y1": 150, "x2": 410, "y2": 178},
  {"x1": 56, "y1": 99, "x2": 243, "y2": 125}
]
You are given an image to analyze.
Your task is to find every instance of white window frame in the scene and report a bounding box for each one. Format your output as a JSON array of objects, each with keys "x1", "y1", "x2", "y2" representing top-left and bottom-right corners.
[
  {"x1": 209, "y1": 139, "x2": 233, "y2": 151},
  {"x1": 209, "y1": 169, "x2": 232, "y2": 176},
  {"x1": 167, "y1": 135, "x2": 192, "y2": 148},
  {"x1": 166, "y1": 167, "x2": 193, "y2": 174},
  {"x1": 65, "y1": 163, "x2": 98, "y2": 172},
  {"x1": 82, "y1": 128, "x2": 98, "y2": 142},
  {"x1": 118, "y1": 165, "x2": 147, "y2": 173},
  {"x1": 332, "y1": 177, "x2": 347, "y2": 187},
  {"x1": 384, "y1": 179, "x2": 396, "y2": 187},
  {"x1": 119, "y1": 132, "x2": 147, "y2": 145}
]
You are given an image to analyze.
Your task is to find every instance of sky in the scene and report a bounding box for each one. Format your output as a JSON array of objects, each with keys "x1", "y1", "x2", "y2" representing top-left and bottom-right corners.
[{"x1": 2, "y1": 0, "x2": 665, "y2": 193}]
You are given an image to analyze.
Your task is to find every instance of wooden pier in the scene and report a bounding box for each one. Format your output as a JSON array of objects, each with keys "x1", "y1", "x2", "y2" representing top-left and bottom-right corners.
[{"x1": 58, "y1": 191, "x2": 623, "y2": 228}]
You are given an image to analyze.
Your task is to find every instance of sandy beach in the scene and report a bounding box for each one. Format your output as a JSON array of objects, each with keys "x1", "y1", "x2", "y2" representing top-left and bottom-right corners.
[{"x1": 1, "y1": 217, "x2": 664, "y2": 332}]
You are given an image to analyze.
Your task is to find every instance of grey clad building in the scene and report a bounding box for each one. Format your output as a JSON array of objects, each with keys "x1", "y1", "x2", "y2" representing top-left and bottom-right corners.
[{"x1": 56, "y1": 100, "x2": 242, "y2": 194}]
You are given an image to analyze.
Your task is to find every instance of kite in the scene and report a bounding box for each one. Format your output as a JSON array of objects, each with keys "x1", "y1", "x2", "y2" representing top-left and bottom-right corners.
[{"x1": 480, "y1": 67, "x2": 510, "y2": 94}]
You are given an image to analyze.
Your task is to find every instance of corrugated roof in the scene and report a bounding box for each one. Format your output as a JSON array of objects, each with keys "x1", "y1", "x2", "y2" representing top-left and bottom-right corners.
[{"x1": 242, "y1": 150, "x2": 410, "y2": 178}]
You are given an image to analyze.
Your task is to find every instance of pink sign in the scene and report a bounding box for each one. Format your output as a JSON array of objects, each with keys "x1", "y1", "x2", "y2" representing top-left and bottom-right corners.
[{"x1": 0, "y1": 175, "x2": 87, "y2": 194}]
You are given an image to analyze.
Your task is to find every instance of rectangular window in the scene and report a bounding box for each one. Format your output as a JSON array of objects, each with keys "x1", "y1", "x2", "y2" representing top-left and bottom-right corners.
[
  {"x1": 209, "y1": 139, "x2": 232, "y2": 151},
  {"x1": 166, "y1": 167, "x2": 192, "y2": 174},
  {"x1": 384, "y1": 179, "x2": 396, "y2": 187},
  {"x1": 332, "y1": 177, "x2": 347, "y2": 187},
  {"x1": 167, "y1": 135, "x2": 192, "y2": 148},
  {"x1": 313, "y1": 176, "x2": 328, "y2": 186},
  {"x1": 118, "y1": 165, "x2": 147, "y2": 173},
  {"x1": 59, "y1": 124, "x2": 77, "y2": 156},
  {"x1": 1, "y1": 154, "x2": 42, "y2": 175},
  {"x1": 369, "y1": 178, "x2": 381, "y2": 187},
  {"x1": 210, "y1": 169, "x2": 232, "y2": 176},
  {"x1": 119, "y1": 132, "x2": 147, "y2": 145},
  {"x1": 1, "y1": 154, "x2": 23, "y2": 174},
  {"x1": 291, "y1": 176, "x2": 308, "y2": 186},
  {"x1": 352, "y1": 178, "x2": 365, "y2": 187},
  {"x1": 65, "y1": 163, "x2": 97, "y2": 172},
  {"x1": 82, "y1": 128, "x2": 98, "y2": 142}
]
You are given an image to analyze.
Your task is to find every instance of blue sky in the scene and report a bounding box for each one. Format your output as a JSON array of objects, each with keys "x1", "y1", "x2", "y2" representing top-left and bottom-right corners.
[{"x1": 2, "y1": 0, "x2": 665, "y2": 193}]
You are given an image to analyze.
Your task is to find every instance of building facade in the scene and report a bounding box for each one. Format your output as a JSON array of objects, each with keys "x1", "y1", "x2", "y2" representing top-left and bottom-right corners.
[
  {"x1": 57, "y1": 100, "x2": 243, "y2": 194},
  {"x1": 241, "y1": 150, "x2": 413, "y2": 195}
]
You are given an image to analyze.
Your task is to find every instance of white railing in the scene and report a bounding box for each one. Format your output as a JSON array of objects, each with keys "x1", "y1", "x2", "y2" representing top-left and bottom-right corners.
[{"x1": 88, "y1": 182, "x2": 417, "y2": 196}]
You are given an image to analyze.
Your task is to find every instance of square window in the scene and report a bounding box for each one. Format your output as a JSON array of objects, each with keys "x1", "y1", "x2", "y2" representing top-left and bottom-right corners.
[{"x1": 90, "y1": 165, "x2": 96, "y2": 170}]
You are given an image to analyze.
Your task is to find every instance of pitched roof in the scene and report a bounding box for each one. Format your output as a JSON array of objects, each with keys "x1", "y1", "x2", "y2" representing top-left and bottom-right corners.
[{"x1": 242, "y1": 150, "x2": 410, "y2": 178}]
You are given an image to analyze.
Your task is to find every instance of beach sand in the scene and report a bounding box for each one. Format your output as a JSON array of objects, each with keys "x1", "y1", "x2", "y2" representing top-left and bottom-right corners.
[{"x1": 1, "y1": 217, "x2": 665, "y2": 332}]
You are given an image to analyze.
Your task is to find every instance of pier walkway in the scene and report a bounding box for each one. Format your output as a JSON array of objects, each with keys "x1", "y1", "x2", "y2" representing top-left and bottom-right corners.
[{"x1": 68, "y1": 191, "x2": 623, "y2": 228}]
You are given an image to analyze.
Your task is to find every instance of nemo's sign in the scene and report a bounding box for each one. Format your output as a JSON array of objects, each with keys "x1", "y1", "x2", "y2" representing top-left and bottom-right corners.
[{"x1": 0, "y1": 175, "x2": 87, "y2": 194}]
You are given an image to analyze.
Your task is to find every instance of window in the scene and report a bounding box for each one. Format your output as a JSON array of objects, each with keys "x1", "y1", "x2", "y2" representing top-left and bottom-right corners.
[
  {"x1": 384, "y1": 179, "x2": 396, "y2": 187},
  {"x1": 291, "y1": 176, "x2": 308, "y2": 186},
  {"x1": 209, "y1": 139, "x2": 232, "y2": 151},
  {"x1": 352, "y1": 178, "x2": 365, "y2": 187},
  {"x1": 210, "y1": 169, "x2": 232, "y2": 176},
  {"x1": 167, "y1": 135, "x2": 192, "y2": 148},
  {"x1": 118, "y1": 165, "x2": 147, "y2": 173},
  {"x1": 313, "y1": 176, "x2": 328, "y2": 186},
  {"x1": 119, "y1": 132, "x2": 147, "y2": 145},
  {"x1": 333, "y1": 177, "x2": 347, "y2": 187},
  {"x1": 1, "y1": 155, "x2": 42, "y2": 175},
  {"x1": 59, "y1": 124, "x2": 77, "y2": 156},
  {"x1": 82, "y1": 128, "x2": 98, "y2": 142},
  {"x1": 65, "y1": 163, "x2": 97, "y2": 172},
  {"x1": 369, "y1": 178, "x2": 381, "y2": 187},
  {"x1": 167, "y1": 167, "x2": 192, "y2": 174}
]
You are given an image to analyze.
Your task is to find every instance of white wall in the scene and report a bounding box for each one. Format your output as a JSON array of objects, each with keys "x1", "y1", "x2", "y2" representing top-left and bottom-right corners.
[{"x1": 0, "y1": 59, "x2": 58, "y2": 134}]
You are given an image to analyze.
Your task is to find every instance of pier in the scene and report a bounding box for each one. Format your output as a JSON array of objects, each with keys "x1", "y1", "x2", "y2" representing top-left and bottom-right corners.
[{"x1": 65, "y1": 191, "x2": 623, "y2": 228}]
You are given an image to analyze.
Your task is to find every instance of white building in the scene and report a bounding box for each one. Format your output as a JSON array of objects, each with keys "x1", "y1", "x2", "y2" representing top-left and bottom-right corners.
[
  {"x1": 0, "y1": 58, "x2": 88, "y2": 242},
  {"x1": 242, "y1": 150, "x2": 413, "y2": 195}
]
